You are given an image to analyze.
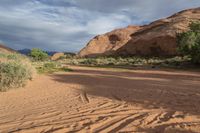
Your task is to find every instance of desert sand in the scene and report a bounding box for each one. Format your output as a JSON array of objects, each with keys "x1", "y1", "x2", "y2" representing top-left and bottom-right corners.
[{"x1": 0, "y1": 66, "x2": 200, "y2": 133}]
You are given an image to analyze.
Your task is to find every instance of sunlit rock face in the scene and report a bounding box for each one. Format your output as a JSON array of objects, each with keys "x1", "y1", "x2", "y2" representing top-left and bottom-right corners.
[
  {"x1": 78, "y1": 26, "x2": 141, "y2": 57},
  {"x1": 79, "y1": 7, "x2": 200, "y2": 57}
]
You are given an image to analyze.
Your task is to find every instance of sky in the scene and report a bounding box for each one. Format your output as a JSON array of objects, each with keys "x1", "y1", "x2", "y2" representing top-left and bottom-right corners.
[{"x1": 0, "y1": 0, "x2": 200, "y2": 52}]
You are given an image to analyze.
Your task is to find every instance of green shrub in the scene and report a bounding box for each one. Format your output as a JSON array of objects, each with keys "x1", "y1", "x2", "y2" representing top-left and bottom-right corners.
[
  {"x1": 177, "y1": 21, "x2": 200, "y2": 64},
  {"x1": 29, "y1": 48, "x2": 49, "y2": 61},
  {"x1": 0, "y1": 62, "x2": 33, "y2": 91},
  {"x1": 65, "y1": 54, "x2": 74, "y2": 59},
  {"x1": 0, "y1": 53, "x2": 22, "y2": 61},
  {"x1": 36, "y1": 62, "x2": 57, "y2": 74},
  {"x1": 36, "y1": 62, "x2": 72, "y2": 74},
  {"x1": 44, "y1": 62, "x2": 57, "y2": 68},
  {"x1": 0, "y1": 53, "x2": 35, "y2": 91},
  {"x1": 65, "y1": 56, "x2": 190, "y2": 68}
]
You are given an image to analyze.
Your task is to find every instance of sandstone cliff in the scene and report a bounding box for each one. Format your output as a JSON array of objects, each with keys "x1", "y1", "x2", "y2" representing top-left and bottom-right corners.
[
  {"x1": 78, "y1": 7, "x2": 200, "y2": 57},
  {"x1": 117, "y1": 7, "x2": 200, "y2": 56},
  {"x1": 78, "y1": 26, "x2": 141, "y2": 57}
]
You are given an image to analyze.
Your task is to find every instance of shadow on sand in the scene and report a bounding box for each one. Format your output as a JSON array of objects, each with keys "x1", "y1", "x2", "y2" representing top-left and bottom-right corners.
[
  {"x1": 49, "y1": 68, "x2": 200, "y2": 133},
  {"x1": 51, "y1": 67, "x2": 200, "y2": 132}
]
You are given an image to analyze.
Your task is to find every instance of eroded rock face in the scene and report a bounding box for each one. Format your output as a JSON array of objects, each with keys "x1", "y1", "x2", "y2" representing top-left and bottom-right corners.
[
  {"x1": 117, "y1": 8, "x2": 200, "y2": 56},
  {"x1": 78, "y1": 26, "x2": 141, "y2": 57},
  {"x1": 79, "y1": 7, "x2": 200, "y2": 57}
]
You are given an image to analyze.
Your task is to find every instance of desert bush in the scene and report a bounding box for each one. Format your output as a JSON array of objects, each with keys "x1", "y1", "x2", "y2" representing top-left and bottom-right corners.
[
  {"x1": 0, "y1": 53, "x2": 35, "y2": 91},
  {"x1": 177, "y1": 21, "x2": 200, "y2": 64},
  {"x1": 65, "y1": 56, "x2": 190, "y2": 68},
  {"x1": 0, "y1": 53, "x2": 24, "y2": 61},
  {"x1": 0, "y1": 62, "x2": 33, "y2": 91},
  {"x1": 65, "y1": 54, "x2": 75, "y2": 59},
  {"x1": 36, "y1": 61, "x2": 72, "y2": 74},
  {"x1": 29, "y1": 48, "x2": 49, "y2": 61},
  {"x1": 80, "y1": 58, "x2": 98, "y2": 65},
  {"x1": 58, "y1": 55, "x2": 66, "y2": 60},
  {"x1": 36, "y1": 62, "x2": 58, "y2": 74},
  {"x1": 44, "y1": 62, "x2": 57, "y2": 68}
]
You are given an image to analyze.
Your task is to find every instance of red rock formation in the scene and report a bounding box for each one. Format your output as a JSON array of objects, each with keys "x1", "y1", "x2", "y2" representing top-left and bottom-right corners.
[
  {"x1": 51, "y1": 52, "x2": 65, "y2": 61},
  {"x1": 78, "y1": 7, "x2": 200, "y2": 57},
  {"x1": 78, "y1": 26, "x2": 141, "y2": 57},
  {"x1": 117, "y1": 8, "x2": 200, "y2": 56}
]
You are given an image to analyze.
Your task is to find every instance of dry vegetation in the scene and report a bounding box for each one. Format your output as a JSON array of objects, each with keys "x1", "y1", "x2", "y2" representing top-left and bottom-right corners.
[
  {"x1": 0, "y1": 49, "x2": 196, "y2": 92},
  {"x1": 0, "y1": 51, "x2": 72, "y2": 91},
  {"x1": 33, "y1": 61, "x2": 72, "y2": 74},
  {"x1": 61, "y1": 56, "x2": 192, "y2": 69},
  {"x1": 0, "y1": 53, "x2": 35, "y2": 91}
]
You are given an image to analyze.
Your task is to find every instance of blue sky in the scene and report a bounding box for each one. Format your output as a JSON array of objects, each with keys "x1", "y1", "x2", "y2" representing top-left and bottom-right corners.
[{"x1": 0, "y1": 0, "x2": 200, "y2": 52}]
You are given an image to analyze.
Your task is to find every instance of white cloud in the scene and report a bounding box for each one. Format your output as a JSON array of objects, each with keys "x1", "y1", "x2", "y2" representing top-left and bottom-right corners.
[
  {"x1": 0, "y1": 0, "x2": 199, "y2": 52},
  {"x1": 86, "y1": 14, "x2": 131, "y2": 34}
]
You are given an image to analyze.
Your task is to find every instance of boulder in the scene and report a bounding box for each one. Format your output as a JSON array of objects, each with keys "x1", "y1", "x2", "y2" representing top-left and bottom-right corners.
[{"x1": 51, "y1": 52, "x2": 65, "y2": 60}]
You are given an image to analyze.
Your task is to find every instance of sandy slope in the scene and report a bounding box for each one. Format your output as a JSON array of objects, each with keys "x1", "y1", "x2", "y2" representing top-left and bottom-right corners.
[{"x1": 0, "y1": 66, "x2": 200, "y2": 133}]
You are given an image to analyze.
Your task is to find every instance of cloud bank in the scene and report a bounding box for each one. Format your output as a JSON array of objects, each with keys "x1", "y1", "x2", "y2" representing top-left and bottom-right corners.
[{"x1": 0, "y1": 0, "x2": 200, "y2": 52}]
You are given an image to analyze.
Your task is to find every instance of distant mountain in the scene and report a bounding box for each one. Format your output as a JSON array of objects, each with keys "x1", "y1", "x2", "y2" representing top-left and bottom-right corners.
[
  {"x1": 18, "y1": 49, "x2": 75, "y2": 56},
  {"x1": 18, "y1": 49, "x2": 31, "y2": 55},
  {"x1": 46, "y1": 51, "x2": 57, "y2": 56},
  {"x1": 78, "y1": 7, "x2": 200, "y2": 57},
  {"x1": 18, "y1": 49, "x2": 56, "y2": 56}
]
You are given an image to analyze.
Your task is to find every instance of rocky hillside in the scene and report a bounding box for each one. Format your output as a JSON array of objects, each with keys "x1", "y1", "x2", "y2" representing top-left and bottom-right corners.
[
  {"x1": 0, "y1": 44, "x2": 15, "y2": 54},
  {"x1": 78, "y1": 7, "x2": 200, "y2": 57},
  {"x1": 78, "y1": 26, "x2": 141, "y2": 57}
]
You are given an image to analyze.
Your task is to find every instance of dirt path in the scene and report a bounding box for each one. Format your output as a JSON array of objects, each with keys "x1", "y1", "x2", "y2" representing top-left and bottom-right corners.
[{"x1": 0, "y1": 66, "x2": 200, "y2": 133}]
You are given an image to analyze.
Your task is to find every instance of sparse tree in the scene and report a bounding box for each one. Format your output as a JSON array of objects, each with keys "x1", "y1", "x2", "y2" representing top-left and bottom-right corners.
[
  {"x1": 177, "y1": 21, "x2": 200, "y2": 64},
  {"x1": 29, "y1": 48, "x2": 49, "y2": 61}
]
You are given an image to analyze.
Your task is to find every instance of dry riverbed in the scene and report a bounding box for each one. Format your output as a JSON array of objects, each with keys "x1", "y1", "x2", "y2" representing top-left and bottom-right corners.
[{"x1": 0, "y1": 66, "x2": 200, "y2": 133}]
